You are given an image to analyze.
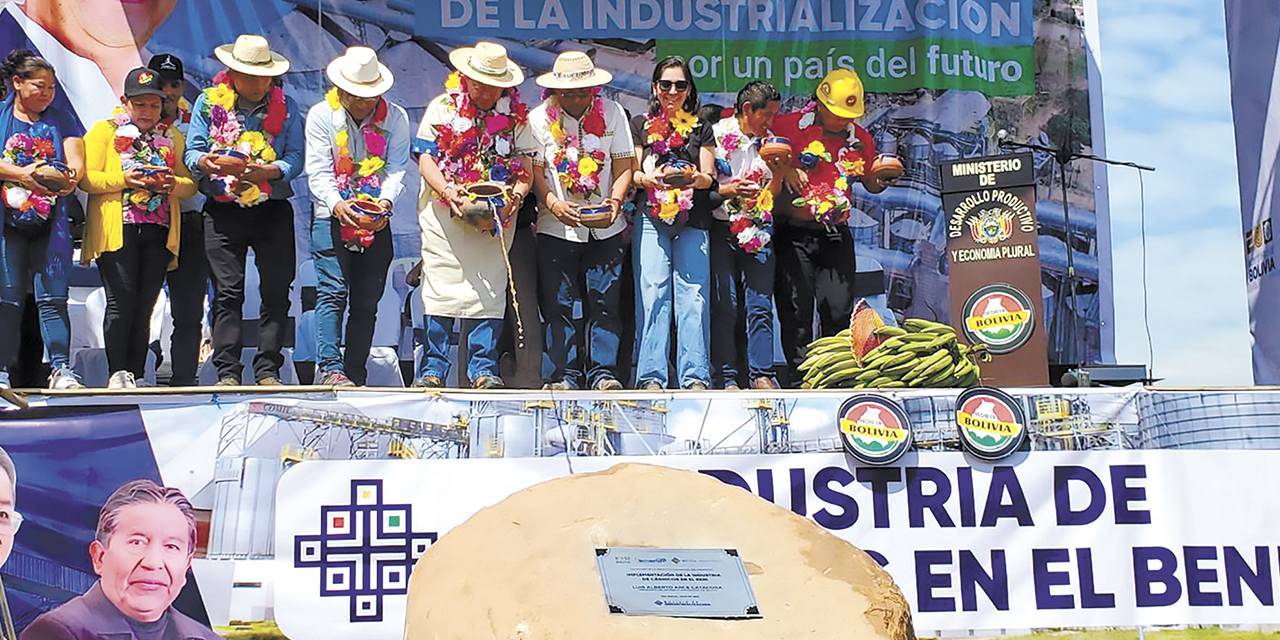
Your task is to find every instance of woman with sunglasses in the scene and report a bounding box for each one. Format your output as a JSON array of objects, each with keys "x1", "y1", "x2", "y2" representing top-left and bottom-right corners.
[
  {"x1": 630, "y1": 56, "x2": 715, "y2": 390},
  {"x1": 0, "y1": 49, "x2": 86, "y2": 390}
]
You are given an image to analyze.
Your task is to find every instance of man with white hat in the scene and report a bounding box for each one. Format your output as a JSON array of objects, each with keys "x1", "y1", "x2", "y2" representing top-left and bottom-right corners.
[
  {"x1": 529, "y1": 51, "x2": 633, "y2": 391},
  {"x1": 184, "y1": 34, "x2": 305, "y2": 386},
  {"x1": 411, "y1": 41, "x2": 534, "y2": 389},
  {"x1": 304, "y1": 47, "x2": 410, "y2": 387}
]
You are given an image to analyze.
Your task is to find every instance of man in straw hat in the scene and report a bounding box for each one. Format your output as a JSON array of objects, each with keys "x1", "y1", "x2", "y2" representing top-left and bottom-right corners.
[
  {"x1": 304, "y1": 46, "x2": 411, "y2": 388},
  {"x1": 410, "y1": 41, "x2": 534, "y2": 389},
  {"x1": 770, "y1": 67, "x2": 897, "y2": 386},
  {"x1": 529, "y1": 51, "x2": 633, "y2": 391},
  {"x1": 184, "y1": 34, "x2": 304, "y2": 386}
]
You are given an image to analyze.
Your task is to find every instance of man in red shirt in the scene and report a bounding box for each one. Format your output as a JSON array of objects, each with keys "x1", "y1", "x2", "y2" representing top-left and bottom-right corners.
[{"x1": 771, "y1": 68, "x2": 896, "y2": 385}]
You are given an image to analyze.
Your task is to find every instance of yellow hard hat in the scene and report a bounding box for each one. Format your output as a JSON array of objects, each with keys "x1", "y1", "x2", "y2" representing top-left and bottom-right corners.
[{"x1": 815, "y1": 68, "x2": 865, "y2": 119}]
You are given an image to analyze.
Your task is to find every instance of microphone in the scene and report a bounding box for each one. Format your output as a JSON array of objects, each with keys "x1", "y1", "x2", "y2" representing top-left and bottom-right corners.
[{"x1": 996, "y1": 129, "x2": 1010, "y2": 145}]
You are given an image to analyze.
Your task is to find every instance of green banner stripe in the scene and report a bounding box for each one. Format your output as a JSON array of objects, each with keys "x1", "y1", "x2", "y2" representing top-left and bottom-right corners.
[{"x1": 657, "y1": 39, "x2": 1035, "y2": 97}]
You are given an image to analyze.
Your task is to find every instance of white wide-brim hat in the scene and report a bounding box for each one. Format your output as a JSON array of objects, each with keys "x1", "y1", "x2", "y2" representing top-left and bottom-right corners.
[
  {"x1": 536, "y1": 51, "x2": 612, "y2": 89},
  {"x1": 448, "y1": 41, "x2": 524, "y2": 89},
  {"x1": 215, "y1": 34, "x2": 290, "y2": 77},
  {"x1": 327, "y1": 46, "x2": 394, "y2": 98}
]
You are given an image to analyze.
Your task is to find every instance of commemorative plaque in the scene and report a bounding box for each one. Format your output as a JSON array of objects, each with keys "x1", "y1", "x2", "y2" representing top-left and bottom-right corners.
[{"x1": 595, "y1": 547, "x2": 762, "y2": 618}]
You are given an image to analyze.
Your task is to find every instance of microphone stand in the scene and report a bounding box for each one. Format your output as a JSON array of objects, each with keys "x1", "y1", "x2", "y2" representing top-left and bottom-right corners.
[{"x1": 997, "y1": 136, "x2": 1155, "y2": 367}]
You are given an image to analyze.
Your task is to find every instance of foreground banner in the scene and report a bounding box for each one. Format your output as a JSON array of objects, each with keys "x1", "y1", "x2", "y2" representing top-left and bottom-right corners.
[
  {"x1": 273, "y1": 451, "x2": 1280, "y2": 637},
  {"x1": 1226, "y1": 0, "x2": 1280, "y2": 384}
]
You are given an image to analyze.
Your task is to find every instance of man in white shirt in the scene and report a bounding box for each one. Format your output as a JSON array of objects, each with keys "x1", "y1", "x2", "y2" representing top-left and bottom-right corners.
[
  {"x1": 529, "y1": 51, "x2": 634, "y2": 390},
  {"x1": 304, "y1": 47, "x2": 410, "y2": 386}
]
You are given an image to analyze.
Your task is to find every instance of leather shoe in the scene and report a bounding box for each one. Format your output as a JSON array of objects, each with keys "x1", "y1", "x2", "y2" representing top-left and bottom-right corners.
[
  {"x1": 472, "y1": 375, "x2": 506, "y2": 389},
  {"x1": 593, "y1": 377, "x2": 624, "y2": 391},
  {"x1": 412, "y1": 375, "x2": 443, "y2": 388},
  {"x1": 751, "y1": 376, "x2": 780, "y2": 390}
]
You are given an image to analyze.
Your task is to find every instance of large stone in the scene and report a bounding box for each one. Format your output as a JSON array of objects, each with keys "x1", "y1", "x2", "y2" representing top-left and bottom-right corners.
[{"x1": 405, "y1": 463, "x2": 914, "y2": 640}]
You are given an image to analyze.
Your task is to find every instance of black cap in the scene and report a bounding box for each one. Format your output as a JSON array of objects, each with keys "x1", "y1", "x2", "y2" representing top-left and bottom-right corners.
[
  {"x1": 147, "y1": 53, "x2": 184, "y2": 83},
  {"x1": 123, "y1": 67, "x2": 167, "y2": 99}
]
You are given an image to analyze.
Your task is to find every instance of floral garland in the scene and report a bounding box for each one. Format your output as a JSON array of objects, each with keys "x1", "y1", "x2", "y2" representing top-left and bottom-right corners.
[
  {"x1": 327, "y1": 88, "x2": 389, "y2": 251},
  {"x1": 644, "y1": 109, "x2": 699, "y2": 225},
  {"x1": 792, "y1": 100, "x2": 866, "y2": 226},
  {"x1": 201, "y1": 70, "x2": 286, "y2": 207},
  {"x1": 714, "y1": 117, "x2": 773, "y2": 253},
  {"x1": 645, "y1": 108, "x2": 697, "y2": 156},
  {"x1": 544, "y1": 89, "x2": 607, "y2": 197},
  {"x1": 435, "y1": 72, "x2": 529, "y2": 231},
  {"x1": 111, "y1": 107, "x2": 177, "y2": 224},
  {"x1": 1, "y1": 126, "x2": 58, "y2": 218}
]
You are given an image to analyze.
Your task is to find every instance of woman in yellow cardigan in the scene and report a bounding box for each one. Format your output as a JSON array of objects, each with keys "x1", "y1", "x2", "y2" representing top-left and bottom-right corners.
[{"x1": 81, "y1": 67, "x2": 196, "y2": 388}]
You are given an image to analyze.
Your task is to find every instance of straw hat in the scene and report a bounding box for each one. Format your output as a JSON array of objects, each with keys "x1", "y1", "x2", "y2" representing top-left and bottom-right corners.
[
  {"x1": 448, "y1": 42, "x2": 524, "y2": 89},
  {"x1": 536, "y1": 51, "x2": 612, "y2": 89},
  {"x1": 327, "y1": 47, "x2": 394, "y2": 98},
  {"x1": 215, "y1": 34, "x2": 290, "y2": 77}
]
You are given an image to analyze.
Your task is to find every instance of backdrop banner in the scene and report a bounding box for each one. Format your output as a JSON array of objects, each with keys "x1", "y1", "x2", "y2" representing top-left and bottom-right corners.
[{"x1": 0, "y1": 0, "x2": 1111, "y2": 370}]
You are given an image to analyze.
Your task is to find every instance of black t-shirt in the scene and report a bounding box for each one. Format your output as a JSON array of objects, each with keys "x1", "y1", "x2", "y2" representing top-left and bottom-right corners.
[{"x1": 629, "y1": 113, "x2": 716, "y2": 230}]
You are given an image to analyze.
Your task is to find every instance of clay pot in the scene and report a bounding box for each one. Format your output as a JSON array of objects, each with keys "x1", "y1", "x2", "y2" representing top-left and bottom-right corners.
[
  {"x1": 869, "y1": 154, "x2": 904, "y2": 182},
  {"x1": 577, "y1": 204, "x2": 613, "y2": 229},
  {"x1": 758, "y1": 136, "x2": 793, "y2": 165},
  {"x1": 32, "y1": 161, "x2": 73, "y2": 192},
  {"x1": 349, "y1": 199, "x2": 390, "y2": 232},
  {"x1": 660, "y1": 159, "x2": 697, "y2": 188}
]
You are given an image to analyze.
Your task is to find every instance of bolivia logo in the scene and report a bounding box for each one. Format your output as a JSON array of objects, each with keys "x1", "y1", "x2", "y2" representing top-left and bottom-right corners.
[
  {"x1": 837, "y1": 395, "x2": 913, "y2": 465},
  {"x1": 961, "y1": 283, "x2": 1035, "y2": 355},
  {"x1": 954, "y1": 387, "x2": 1027, "y2": 460},
  {"x1": 967, "y1": 208, "x2": 1015, "y2": 245}
]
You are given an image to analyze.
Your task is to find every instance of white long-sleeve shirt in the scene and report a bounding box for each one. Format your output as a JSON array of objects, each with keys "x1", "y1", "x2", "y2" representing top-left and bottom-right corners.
[{"x1": 304, "y1": 98, "x2": 411, "y2": 219}]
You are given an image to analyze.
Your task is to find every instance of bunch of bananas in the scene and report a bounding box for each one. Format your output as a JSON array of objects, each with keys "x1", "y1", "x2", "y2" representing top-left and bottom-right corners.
[{"x1": 799, "y1": 319, "x2": 990, "y2": 389}]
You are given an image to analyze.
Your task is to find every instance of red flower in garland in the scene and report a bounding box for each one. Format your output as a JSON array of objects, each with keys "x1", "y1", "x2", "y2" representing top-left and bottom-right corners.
[
  {"x1": 114, "y1": 136, "x2": 133, "y2": 153},
  {"x1": 583, "y1": 109, "x2": 606, "y2": 136},
  {"x1": 262, "y1": 89, "x2": 287, "y2": 136},
  {"x1": 33, "y1": 138, "x2": 55, "y2": 157},
  {"x1": 729, "y1": 217, "x2": 752, "y2": 234}
]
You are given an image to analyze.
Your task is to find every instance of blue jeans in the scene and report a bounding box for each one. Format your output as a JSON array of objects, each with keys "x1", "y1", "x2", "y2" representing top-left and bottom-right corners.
[
  {"x1": 0, "y1": 225, "x2": 71, "y2": 371},
  {"x1": 633, "y1": 214, "x2": 710, "y2": 388},
  {"x1": 419, "y1": 315, "x2": 501, "y2": 384},
  {"x1": 537, "y1": 232, "x2": 626, "y2": 388},
  {"x1": 312, "y1": 216, "x2": 392, "y2": 385},
  {"x1": 710, "y1": 221, "x2": 776, "y2": 386}
]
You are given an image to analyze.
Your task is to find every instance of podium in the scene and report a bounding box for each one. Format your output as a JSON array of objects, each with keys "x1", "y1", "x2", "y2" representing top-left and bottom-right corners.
[{"x1": 939, "y1": 152, "x2": 1049, "y2": 386}]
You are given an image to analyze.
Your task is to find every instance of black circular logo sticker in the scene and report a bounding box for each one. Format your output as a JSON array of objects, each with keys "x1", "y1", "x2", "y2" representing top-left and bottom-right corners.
[
  {"x1": 960, "y1": 283, "x2": 1036, "y2": 355},
  {"x1": 955, "y1": 387, "x2": 1027, "y2": 461},
  {"x1": 838, "y1": 395, "x2": 913, "y2": 465}
]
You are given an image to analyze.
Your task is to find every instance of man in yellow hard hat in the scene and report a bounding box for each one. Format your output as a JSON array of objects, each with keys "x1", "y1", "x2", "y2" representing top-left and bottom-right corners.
[{"x1": 771, "y1": 67, "x2": 898, "y2": 386}]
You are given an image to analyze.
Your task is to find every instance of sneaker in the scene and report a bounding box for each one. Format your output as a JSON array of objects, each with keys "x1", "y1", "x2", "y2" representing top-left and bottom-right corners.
[
  {"x1": 48, "y1": 366, "x2": 85, "y2": 390},
  {"x1": 214, "y1": 375, "x2": 240, "y2": 387},
  {"x1": 0, "y1": 370, "x2": 10, "y2": 390},
  {"x1": 683, "y1": 381, "x2": 708, "y2": 391},
  {"x1": 724, "y1": 382, "x2": 741, "y2": 391},
  {"x1": 471, "y1": 375, "x2": 505, "y2": 389},
  {"x1": 640, "y1": 380, "x2": 664, "y2": 391},
  {"x1": 593, "y1": 377, "x2": 623, "y2": 391},
  {"x1": 411, "y1": 375, "x2": 444, "y2": 388},
  {"x1": 751, "y1": 376, "x2": 780, "y2": 390},
  {"x1": 107, "y1": 370, "x2": 137, "y2": 389},
  {"x1": 257, "y1": 376, "x2": 284, "y2": 386},
  {"x1": 320, "y1": 370, "x2": 356, "y2": 387},
  {"x1": 543, "y1": 380, "x2": 574, "y2": 391}
]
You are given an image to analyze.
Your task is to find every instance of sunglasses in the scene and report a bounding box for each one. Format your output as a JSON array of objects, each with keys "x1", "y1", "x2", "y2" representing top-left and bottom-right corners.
[{"x1": 657, "y1": 79, "x2": 690, "y2": 92}]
